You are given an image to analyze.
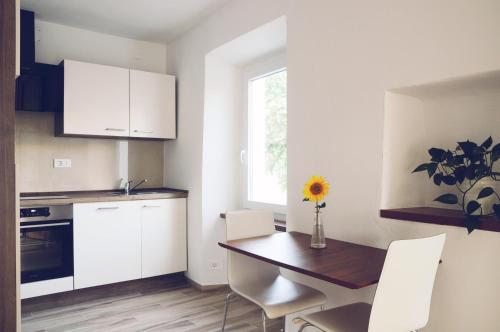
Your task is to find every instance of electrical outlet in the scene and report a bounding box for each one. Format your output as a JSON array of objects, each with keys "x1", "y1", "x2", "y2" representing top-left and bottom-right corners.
[
  {"x1": 209, "y1": 260, "x2": 223, "y2": 270},
  {"x1": 53, "y1": 159, "x2": 72, "y2": 168}
]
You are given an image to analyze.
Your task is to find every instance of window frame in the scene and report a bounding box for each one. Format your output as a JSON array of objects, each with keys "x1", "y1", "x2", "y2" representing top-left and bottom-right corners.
[{"x1": 242, "y1": 52, "x2": 287, "y2": 215}]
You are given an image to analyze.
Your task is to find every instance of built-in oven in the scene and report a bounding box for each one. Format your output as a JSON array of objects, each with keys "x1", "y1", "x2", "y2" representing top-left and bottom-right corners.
[{"x1": 20, "y1": 205, "x2": 74, "y2": 299}]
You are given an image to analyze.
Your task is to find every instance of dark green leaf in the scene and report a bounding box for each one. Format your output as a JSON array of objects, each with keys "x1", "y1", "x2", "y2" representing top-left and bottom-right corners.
[
  {"x1": 493, "y1": 204, "x2": 500, "y2": 219},
  {"x1": 465, "y1": 215, "x2": 480, "y2": 234},
  {"x1": 454, "y1": 166, "x2": 466, "y2": 183},
  {"x1": 466, "y1": 200, "x2": 481, "y2": 215},
  {"x1": 428, "y1": 148, "x2": 446, "y2": 162},
  {"x1": 434, "y1": 193, "x2": 458, "y2": 205},
  {"x1": 470, "y1": 148, "x2": 485, "y2": 164},
  {"x1": 454, "y1": 154, "x2": 465, "y2": 165},
  {"x1": 433, "y1": 173, "x2": 442, "y2": 186},
  {"x1": 477, "y1": 163, "x2": 489, "y2": 177},
  {"x1": 465, "y1": 165, "x2": 477, "y2": 180},
  {"x1": 492, "y1": 143, "x2": 500, "y2": 162},
  {"x1": 481, "y1": 136, "x2": 493, "y2": 150},
  {"x1": 442, "y1": 175, "x2": 456, "y2": 185},
  {"x1": 318, "y1": 202, "x2": 326, "y2": 208},
  {"x1": 302, "y1": 198, "x2": 309, "y2": 201},
  {"x1": 412, "y1": 163, "x2": 429, "y2": 173},
  {"x1": 477, "y1": 187, "x2": 495, "y2": 199},
  {"x1": 458, "y1": 140, "x2": 477, "y2": 158},
  {"x1": 427, "y1": 163, "x2": 438, "y2": 178},
  {"x1": 445, "y1": 150, "x2": 454, "y2": 163}
]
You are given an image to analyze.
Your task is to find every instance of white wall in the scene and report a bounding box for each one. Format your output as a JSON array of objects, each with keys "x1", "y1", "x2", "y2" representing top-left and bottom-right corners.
[
  {"x1": 199, "y1": 25, "x2": 286, "y2": 284},
  {"x1": 165, "y1": 0, "x2": 500, "y2": 330},
  {"x1": 383, "y1": 78, "x2": 500, "y2": 210},
  {"x1": 164, "y1": 0, "x2": 288, "y2": 284},
  {"x1": 35, "y1": 19, "x2": 167, "y2": 72},
  {"x1": 287, "y1": 1, "x2": 500, "y2": 331},
  {"x1": 17, "y1": 19, "x2": 168, "y2": 192},
  {"x1": 201, "y1": 55, "x2": 243, "y2": 283}
]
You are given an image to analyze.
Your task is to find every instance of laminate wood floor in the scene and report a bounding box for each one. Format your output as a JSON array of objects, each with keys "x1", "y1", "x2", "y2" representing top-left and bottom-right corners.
[{"x1": 21, "y1": 278, "x2": 283, "y2": 332}]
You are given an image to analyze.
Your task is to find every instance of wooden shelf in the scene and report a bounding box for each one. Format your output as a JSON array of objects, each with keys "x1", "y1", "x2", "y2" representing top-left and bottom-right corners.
[{"x1": 380, "y1": 207, "x2": 500, "y2": 233}]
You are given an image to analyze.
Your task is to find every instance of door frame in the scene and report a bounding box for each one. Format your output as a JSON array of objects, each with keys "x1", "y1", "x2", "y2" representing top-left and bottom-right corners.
[{"x1": 0, "y1": 0, "x2": 19, "y2": 330}]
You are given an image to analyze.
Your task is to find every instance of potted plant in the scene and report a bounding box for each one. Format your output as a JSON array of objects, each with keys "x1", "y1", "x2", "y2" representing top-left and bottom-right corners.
[{"x1": 413, "y1": 137, "x2": 500, "y2": 233}]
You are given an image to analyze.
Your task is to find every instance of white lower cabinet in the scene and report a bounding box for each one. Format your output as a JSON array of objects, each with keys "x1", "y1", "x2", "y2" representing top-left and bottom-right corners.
[
  {"x1": 140, "y1": 199, "x2": 187, "y2": 278},
  {"x1": 73, "y1": 201, "x2": 142, "y2": 289},
  {"x1": 73, "y1": 198, "x2": 187, "y2": 289}
]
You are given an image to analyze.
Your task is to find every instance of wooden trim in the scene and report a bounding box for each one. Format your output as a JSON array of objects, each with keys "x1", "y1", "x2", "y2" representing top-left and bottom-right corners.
[
  {"x1": 19, "y1": 188, "x2": 189, "y2": 206},
  {"x1": 380, "y1": 207, "x2": 500, "y2": 233},
  {"x1": 219, "y1": 212, "x2": 286, "y2": 232},
  {"x1": 20, "y1": 187, "x2": 188, "y2": 197},
  {"x1": 54, "y1": 131, "x2": 173, "y2": 141},
  {"x1": 0, "y1": 0, "x2": 18, "y2": 330}
]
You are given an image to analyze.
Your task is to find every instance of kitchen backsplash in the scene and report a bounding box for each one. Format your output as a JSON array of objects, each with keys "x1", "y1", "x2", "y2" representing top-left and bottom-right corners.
[{"x1": 16, "y1": 112, "x2": 164, "y2": 192}]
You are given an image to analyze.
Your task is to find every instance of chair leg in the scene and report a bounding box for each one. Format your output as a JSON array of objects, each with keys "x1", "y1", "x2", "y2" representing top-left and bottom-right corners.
[
  {"x1": 221, "y1": 291, "x2": 233, "y2": 332},
  {"x1": 298, "y1": 322, "x2": 313, "y2": 332},
  {"x1": 261, "y1": 310, "x2": 267, "y2": 332}
]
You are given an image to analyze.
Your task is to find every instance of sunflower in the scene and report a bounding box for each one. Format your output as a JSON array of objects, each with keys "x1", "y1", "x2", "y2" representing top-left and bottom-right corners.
[{"x1": 303, "y1": 175, "x2": 330, "y2": 202}]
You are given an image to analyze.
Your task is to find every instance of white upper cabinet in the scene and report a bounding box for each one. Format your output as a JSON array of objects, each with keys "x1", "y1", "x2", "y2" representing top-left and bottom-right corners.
[
  {"x1": 130, "y1": 70, "x2": 176, "y2": 139},
  {"x1": 59, "y1": 60, "x2": 176, "y2": 140},
  {"x1": 62, "y1": 60, "x2": 130, "y2": 137}
]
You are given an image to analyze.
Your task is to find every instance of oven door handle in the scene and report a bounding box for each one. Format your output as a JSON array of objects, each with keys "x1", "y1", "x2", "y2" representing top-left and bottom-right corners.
[{"x1": 20, "y1": 222, "x2": 71, "y2": 229}]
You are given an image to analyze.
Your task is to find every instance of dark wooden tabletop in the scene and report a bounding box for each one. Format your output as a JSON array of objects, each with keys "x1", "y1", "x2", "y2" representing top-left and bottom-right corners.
[{"x1": 218, "y1": 231, "x2": 387, "y2": 289}]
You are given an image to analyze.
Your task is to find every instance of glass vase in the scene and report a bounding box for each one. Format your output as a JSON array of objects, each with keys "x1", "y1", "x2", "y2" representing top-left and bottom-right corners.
[
  {"x1": 463, "y1": 177, "x2": 497, "y2": 215},
  {"x1": 311, "y1": 210, "x2": 326, "y2": 249}
]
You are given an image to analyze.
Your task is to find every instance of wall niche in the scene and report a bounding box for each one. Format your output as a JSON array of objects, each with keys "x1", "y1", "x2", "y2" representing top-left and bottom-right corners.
[{"x1": 381, "y1": 71, "x2": 500, "y2": 231}]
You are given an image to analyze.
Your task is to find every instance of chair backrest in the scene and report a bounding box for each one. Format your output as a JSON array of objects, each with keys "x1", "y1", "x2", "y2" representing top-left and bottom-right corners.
[
  {"x1": 368, "y1": 233, "x2": 446, "y2": 332},
  {"x1": 225, "y1": 210, "x2": 279, "y2": 286},
  {"x1": 226, "y1": 210, "x2": 276, "y2": 241}
]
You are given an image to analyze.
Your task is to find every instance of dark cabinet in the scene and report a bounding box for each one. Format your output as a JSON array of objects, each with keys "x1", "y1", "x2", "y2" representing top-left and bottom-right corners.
[
  {"x1": 16, "y1": 71, "x2": 42, "y2": 111},
  {"x1": 20, "y1": 10, "x2": 35, "y2": 71},
  {"x1": 15, "y1": 64, "x2": 62, "y2": 112},
  {"x1": 16, "y1": 9, "x2": 62, "y2": 113}
]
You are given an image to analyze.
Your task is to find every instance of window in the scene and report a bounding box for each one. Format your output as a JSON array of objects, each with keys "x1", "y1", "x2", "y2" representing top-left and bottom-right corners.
[{"x1": 247, "y1": 68, "x2": 287, "y2": 208}]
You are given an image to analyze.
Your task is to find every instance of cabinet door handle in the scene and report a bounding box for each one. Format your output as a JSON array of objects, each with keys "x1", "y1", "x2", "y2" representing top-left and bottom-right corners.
[
  {"x1": 105, "y1": 128, "x2": 126, "y2": 132},
  {"x1": 134, "y1": 130, "x2": 154, "y2": 134},
  {"x1": 142, "y1": 205, "x2": 160, "y2": 208},
  {"x1": 97, "y1": 206, "x2": 119, "y2": 210}
]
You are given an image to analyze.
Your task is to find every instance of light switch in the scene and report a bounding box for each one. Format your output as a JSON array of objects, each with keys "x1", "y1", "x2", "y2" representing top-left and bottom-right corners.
[{"x1": 53, "y1": 159, "x2": 72, "y2": 168}]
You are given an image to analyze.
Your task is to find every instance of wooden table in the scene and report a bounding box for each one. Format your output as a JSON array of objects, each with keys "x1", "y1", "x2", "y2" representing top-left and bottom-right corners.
[{"x1": 218, "y1": 231, "x2": 387, "y2": 289}]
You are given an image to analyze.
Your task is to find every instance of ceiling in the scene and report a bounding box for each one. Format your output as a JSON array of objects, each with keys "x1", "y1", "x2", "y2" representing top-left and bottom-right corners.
[{"x1": 21, "y1": 0, "x2": 230, "y2": 43}]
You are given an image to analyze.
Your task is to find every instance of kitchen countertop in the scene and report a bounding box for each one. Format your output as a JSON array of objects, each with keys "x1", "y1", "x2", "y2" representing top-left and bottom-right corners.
[{"x1": 20, "y1": 188, "x2": 188, "y2": 207}]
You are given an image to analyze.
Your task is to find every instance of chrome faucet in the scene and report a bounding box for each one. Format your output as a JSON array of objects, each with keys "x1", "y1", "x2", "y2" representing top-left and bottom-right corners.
[{"x1": 125, "y1": 179, "x2": 148, "y2": 195}]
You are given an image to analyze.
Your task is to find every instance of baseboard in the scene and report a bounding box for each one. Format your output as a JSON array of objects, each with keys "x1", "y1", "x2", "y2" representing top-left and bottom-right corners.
[{"x1": 186, "y1": 277, "x2": 228, "y2": 291}]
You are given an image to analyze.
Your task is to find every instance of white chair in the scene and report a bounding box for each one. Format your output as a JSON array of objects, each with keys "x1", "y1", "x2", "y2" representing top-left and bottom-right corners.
[
  {"x1": 297, "y1": 233, "x2": 446, "y2": 332},
  {"x1": 222, "y1": 210, "x2": 327, "y2": 331}
]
